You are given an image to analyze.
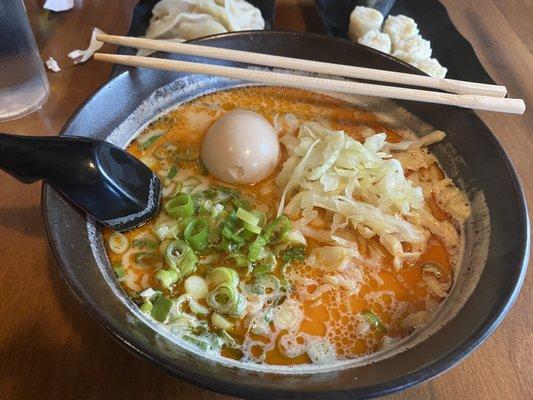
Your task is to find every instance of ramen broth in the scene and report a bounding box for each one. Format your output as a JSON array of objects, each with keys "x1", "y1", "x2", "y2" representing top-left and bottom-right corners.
[{"x1": 104, "y1": 87, "x2": 469, "y2": 366}]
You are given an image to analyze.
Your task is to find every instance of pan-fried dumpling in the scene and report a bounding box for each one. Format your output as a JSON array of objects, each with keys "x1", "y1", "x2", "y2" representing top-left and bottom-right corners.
[{"x1": 143, "y1": 0, "x2": 264, "y2": 45}]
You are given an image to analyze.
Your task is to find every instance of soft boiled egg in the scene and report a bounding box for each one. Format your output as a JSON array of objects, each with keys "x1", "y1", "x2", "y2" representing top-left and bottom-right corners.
[{"x1": 201, "y1": 110, "x2": 280, "y2": 184}]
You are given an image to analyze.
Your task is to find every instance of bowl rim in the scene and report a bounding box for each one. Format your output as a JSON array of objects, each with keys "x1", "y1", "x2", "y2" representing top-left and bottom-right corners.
[{"x1": 42, "y1": 30, "x2": 530, "y2": 399}]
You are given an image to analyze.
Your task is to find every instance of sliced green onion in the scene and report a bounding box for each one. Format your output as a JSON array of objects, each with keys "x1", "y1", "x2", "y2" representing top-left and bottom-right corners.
[
  {"x1": 273, "y1": 304, "x2": 300, "y2": 330},
  {"x1": 184, "y1": 275, "x2": 209, "y2": 299},
  {"x1": 152, "y1": 220, "x2": 180, "y2": 241},
  {"x1": 188, "y1": 296, "x2": 209, "y2": 315},
  {"x1": 134, "y1": 252, "x2": 163, "y2": 269},
  {"x1": 250, "y1": 274, "x2": 280, "y2": 295},
  {"x1": 243, "y1": 222, "x2": 262, "y2": 234},
  {"x1": 208, "y1": 267, "x2": 239, "y2": 287},
  {"x1": 139, "y1": 287, "x2": 161, "y2": 300},
  {"x1": 153, "y1": 142, "x2": 177, "y2": 160},
  {"x1": 422, "y1": 263, "x2": 444, "y2": 278},
  {"x1": 164, "y1": 193, "x2": 195, "y2": 218},
  {"x1": 131, "y1": 239, "x2": 158, "y2": 251},
  {"x1": 226, "y1": 254, "x2": 253, "y2": 277},
  {"x1": 112, "y1": 263, "x2": 125, "y2": 278},
  {"x1": 151, "y1": 296, "x2": 173, "y2": 322},
  {"x1": 362, "y1": 309, "x2": 387, "y2": 333},
  {"x1": 166, "y1": 164, "x2": 178, "y2": 179},
  {"x1": 182, "y1": 333, "x2": 216, "y2": 352},
  {"x1": 236, "y1": 207, "x2": 260, "y2": 226},
  {"x1": 283, "y1": 229, "x2": 307, "y2": 246},
  {"x1": 181, "y1": 177, "x2": 202, "y2": 194},
  {"x1": 252, "y1": 210, "x2": 267, "y2": 227},
  {"x1": 211, "y1": 312, "x2": 234, "y2": 330},
  {"x1": 138, "y1": 129, "x2": 165, "y2": 151},
  {"x1": 175, "y1": 147, "x2": 200, "y2": 161},
  {"x1": 140, "y1": 301, "x2": 153, "y2": 314},
  {"x1": 218, "y1": 329, "x2": 238, "y2": 348},
  {"x1": 184, "y1": 218, "x2": 209, "y2": 251},
  {"x1": 228, "y1": 253, "x2": 248, "y2": 267},
  {"x1": 264, "y1": 215, "x2": 291, "y2": 243},
  {"x1": 221, "y1": 226, "x2": 245, "y2": 245},
  {"x1": 108, "y1": 232, "x2": 129, "y2": 255},
  {"x1": 248, "y1": 235, "x2": 267, "y2": 263},
  {"x1": 232, "y1": 293, "x2": 247, "y2": 317},
  {"x1": 155, "y1": 268, "x2": 179, "y2": 289},
  {"x1": 165, "y1": 240, "x2": 198, "y2": 277},
  {"x1": 207, "y1": 283, "x2": 240, "y2": 315},
  {"x1": 253, "y1": 253, "x2": 276, "y2": 276}
]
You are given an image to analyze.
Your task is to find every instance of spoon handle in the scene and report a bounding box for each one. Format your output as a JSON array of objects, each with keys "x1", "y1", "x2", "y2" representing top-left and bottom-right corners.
[{"x1": 0, "y1": 133, "x2": 92, "y2": 184}]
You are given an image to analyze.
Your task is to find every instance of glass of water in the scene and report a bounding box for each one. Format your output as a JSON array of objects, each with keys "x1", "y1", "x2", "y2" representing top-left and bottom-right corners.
[{"x1": 0, "y1": 0, "x2": 50, "y2": 121}]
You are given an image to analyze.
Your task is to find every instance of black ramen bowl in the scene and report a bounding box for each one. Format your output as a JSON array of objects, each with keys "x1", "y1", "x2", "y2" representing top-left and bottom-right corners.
[{"x1": 42, "y1": 32, "x2": 529, "y2": 399}]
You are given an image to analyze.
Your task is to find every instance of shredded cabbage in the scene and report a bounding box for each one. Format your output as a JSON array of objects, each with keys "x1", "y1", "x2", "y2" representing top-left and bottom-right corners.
[{"x1": 276, "y1": 121, "x2": 442, "y2": 268}]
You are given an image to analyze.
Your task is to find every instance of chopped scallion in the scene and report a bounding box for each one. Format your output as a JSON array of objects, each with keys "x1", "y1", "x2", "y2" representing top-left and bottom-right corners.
[
  {"x1": 248, "y1": 235, "x2": 267, "y2": 263},
  {"x1": 184, "y1": 275, "x2": 209, "y2": 299},
  {"x1": 165, "y1": 240, "x2": 198, "y2": 277},
  {"x1": 184, "y1": 218, "x2": 209, "y2": 251},
  {"x1": 175, "y1": 147, "x2": 200, "y2": 161},
  {"x1": 155, "y1": 269, "x2": 179, "y2": 289},
  {"x1": 166, "y1": 164, "x2": 178, "y2": 179},
  {"x1": 151, "y1": 296, "x2": 173, "y2": 322},
  {"x1": 112, "y1": 264, "x2": 125, "y2": 278},
  {"x1": 140, "y1": 301, "x2": 153, "y2": 314},
  {"x1": 362, "y1": 309, "x2": 387, "y2": 333},
  {"x1": 108, "y1": 232, "x2": 129, "y2": 255},
  {"x1": 236, "y1": 207, "x2": 260, "y2": 226},
  {"x1": 211, "y1": 312, "x2": 234, "y2": 331},
  {"x1": 208, "y1": 267, "x2": 239, "y2": 287},
  {"x1": 134, "y1": 252, "x2": 163, "y2": 269},
  {"x1": 164, "y1": 193, "x2": 195, "y2": 218},
  {"x1": 243, "y1": 222, "x2": 262, "y2": 234},
  {"x1": 264, "y1": 215, "x2": 291, "y2": 244}
]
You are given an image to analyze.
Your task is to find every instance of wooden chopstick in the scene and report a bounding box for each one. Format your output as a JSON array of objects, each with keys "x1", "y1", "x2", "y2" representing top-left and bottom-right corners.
[
  {"x1": 94, "y1": 52, "x2": 525, "y2": 115},
  {"x1": 96, "y1": 33, "x2": 507, "y2": 98}
]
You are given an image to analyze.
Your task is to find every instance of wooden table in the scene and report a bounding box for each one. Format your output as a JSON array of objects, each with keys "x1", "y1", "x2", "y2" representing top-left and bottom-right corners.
[{"x1": 0, "y1": 1, "x2": 531, "y2": 399}]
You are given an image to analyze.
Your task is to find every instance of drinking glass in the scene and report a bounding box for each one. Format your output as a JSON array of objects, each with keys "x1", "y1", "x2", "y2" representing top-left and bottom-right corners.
[{"x1": 0, "y1": 0, "x2": 50, "y2": 121}]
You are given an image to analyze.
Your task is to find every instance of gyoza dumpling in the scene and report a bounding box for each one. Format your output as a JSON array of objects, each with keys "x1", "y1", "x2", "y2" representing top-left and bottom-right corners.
[
  {"x1": 198, "y1": 0, "x2": 265, "y2": 31},
  {"x1": 144, "y1": 0, "x2": 264, "y2": 43},
  {"x1": 171, "y1": 13, "x2": 228, "y2": 40},
  {"x1": 358, "y1": 30, "x2": 392, "y2": 54},
  {"x1": 394, "y1": 35, "x2": 432, "y2": 60},
  {"x1": 145, "y1": 0, "x2": 197, "y2": 39},
  {"x1": 348, "y1": 6, "x2": 384, "y2": 40},
  {"x1": 383, "y1": 15, "x2": 419, "y2": 49}
]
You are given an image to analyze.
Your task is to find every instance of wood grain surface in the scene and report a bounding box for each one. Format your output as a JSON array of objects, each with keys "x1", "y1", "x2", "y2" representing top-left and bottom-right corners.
[{"x1": 0, "y1": 1, "x2": 531, "y2": 399}]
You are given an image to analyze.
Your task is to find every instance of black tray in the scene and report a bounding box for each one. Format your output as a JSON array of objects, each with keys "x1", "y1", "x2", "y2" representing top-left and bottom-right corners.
[
  {"x1": 112, "y1": 0, "x2": 275, "y2": 76},
  {"x1": 314, "y1": 0, "x2": 496, "y2": 84}
]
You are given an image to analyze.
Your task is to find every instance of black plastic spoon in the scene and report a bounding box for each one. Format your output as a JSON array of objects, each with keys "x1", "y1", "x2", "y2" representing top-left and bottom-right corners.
[{"x1": 0, "y1": 133, "x2": 161, "y2": 231}]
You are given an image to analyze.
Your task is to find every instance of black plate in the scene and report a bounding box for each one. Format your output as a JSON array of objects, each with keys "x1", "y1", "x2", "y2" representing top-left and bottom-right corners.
[
  {"x1": 42, "y1": 31, "x2": 529, "y2": 399},
  {"x1": 314, "y1": 0, "x2": 496, "y2": 84}
]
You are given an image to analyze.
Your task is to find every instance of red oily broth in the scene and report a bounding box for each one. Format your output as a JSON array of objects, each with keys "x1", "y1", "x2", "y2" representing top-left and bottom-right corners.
[{"x1": 105, "y1": 86, "x2": 457, "y2": 365}]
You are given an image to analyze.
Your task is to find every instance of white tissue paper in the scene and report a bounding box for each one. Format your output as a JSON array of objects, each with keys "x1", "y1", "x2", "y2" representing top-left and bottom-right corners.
[
  {"x1": 44, "y1": 0, "x2": 74, "y2": 12},
  {"x1": 45, "y1": 57, "x2": 61, "y2": 72},
  {"x1": 68, "y1": 27, "x2": 105, "y2": 64}
]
